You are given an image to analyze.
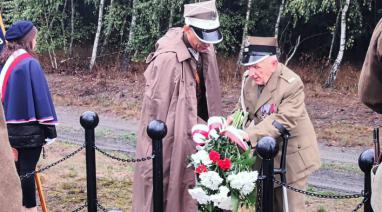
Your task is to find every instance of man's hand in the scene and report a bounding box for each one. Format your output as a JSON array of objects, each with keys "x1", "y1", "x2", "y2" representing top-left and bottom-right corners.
[
  {"x1": 226, "y1": 115, "x2": 233, "y2": 126},
  {"x1": 12, "y1": 148, "x2": 18, "y2": 161}
]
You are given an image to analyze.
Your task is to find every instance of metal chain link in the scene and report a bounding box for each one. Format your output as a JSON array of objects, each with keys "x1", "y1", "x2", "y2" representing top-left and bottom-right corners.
[
  {"x1": 352, "y1": 197, "x2": 368, "y2": 212},
  {"x1": 273, "y1": 179, "x2": 365, "y2": 199},
  {"x1": 20, "y1": 145, "x2": 85, "y2": 181},
  {"x1": 256, "y1": 178, "x2": 263, "y2": 212},
  {"x1": 94, "y1": 145, "x2": 154, "y2": 163},
  {"x1": 97, "y1": 202, "x2": 108, "y2": 212},
  {"x1": 71, "y1": 202, "x2": 87, "y2": 212}
]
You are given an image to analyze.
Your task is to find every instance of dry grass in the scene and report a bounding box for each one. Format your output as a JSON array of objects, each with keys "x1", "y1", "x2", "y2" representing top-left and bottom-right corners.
[
  {"x1": 38, "y1": 142, "x2": 134, "y2": 211},
  {"x1": 46, "y1": 55, "x2": 378, "y2": 148},
  {"x1": 318, "y1": 122, "x2": 371, "y2": 146},
  {"x1": 36, "y1": 142, "x2": 366, "y2": 212}
]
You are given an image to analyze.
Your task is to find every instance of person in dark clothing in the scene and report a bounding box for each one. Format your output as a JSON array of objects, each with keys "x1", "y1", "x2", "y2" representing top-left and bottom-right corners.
[{"x1": 0, "y1": 20, "x2": 58, "y2": 212}]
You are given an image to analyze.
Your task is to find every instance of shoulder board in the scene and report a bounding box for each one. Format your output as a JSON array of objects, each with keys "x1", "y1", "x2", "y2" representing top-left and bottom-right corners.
[
  {"x1": 279, "y1": 67, "x2": 300, "y2": 84},
  {"x1": 280, "y1": 74, "x2": 298, "y2": 84}
]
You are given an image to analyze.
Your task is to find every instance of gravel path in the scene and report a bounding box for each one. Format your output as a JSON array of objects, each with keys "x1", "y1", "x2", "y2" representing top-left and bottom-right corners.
[{"x1": 55, "y1": 105, "x2": 371, "y2": 195}]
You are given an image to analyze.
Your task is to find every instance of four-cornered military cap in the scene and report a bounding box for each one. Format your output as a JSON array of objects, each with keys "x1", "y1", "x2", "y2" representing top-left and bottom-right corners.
[
  {"x1": 5, "y1": 20, "x2": 34, "y2": 41},
  {"x1": 241, "y1": 36, "x2": 277, "y2": 66},
  {"x1": 184, "y1": 0, "x2": 223, "y2": 44}
]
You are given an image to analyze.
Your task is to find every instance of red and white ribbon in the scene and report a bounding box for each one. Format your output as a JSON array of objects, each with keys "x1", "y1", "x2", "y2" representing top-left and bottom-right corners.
[
  {"x1": 220, "y1": 126, "x2": 249, "y2": 151},
  {"x1": 207, "y1": 116, "x2": 226, "y2": 139},
  {"x1": 191, "y1": 124, "x2": 209, "y2": 145}
]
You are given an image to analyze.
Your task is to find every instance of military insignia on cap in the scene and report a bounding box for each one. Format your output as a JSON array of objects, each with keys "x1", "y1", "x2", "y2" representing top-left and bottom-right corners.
[
  {"x1": 184, "y1": 0, "x2": 223, "y2": 44},
  {"x1": 241, "y1": 36, "x2": 277, "y2": 66}
]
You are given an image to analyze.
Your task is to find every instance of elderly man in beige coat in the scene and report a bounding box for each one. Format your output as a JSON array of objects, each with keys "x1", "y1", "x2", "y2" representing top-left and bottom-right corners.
[
  {"x1": 0, "y1": 102, "x2": 22, "y2": 211},
  {"x1": 237, "y1": 36, "x2": 321, "y2": 212},
  {"x1": 132, "y1": 1, "x2": 223, "y2": 211},
  {"x1": 358, "y1": 18, "x2": 382, "y2": 212}
]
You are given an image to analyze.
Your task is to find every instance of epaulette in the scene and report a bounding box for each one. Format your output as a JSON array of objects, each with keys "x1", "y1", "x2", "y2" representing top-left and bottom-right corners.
[{"x1": 280, "y1": 70, "x2": 299, "y2": 84}]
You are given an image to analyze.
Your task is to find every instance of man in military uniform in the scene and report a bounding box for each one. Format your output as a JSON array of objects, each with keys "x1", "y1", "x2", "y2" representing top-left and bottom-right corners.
[
  {"x1": 239, "y1": 36, "x2": 321, "y2": 212},
  {"x1": 358, "y1": 18, "x2": 382, "y2": 212},
  {"x1": 132, "y1": 1, "x2": 223, "y2": 211}
]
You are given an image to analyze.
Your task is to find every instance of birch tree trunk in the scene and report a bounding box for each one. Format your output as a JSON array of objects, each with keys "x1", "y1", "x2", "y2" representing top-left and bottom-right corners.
[
  {"x1": 168, "y1": 0, "x2": 175, "y2": 28},
  {"x1": 274, "y1": 0, "x2": 285, "y2": 38},
  {"x1": 325, "y1": 0, "x2": 351, "y2": 88},
  {"x1": 102, "y1": 0, "x2": 114, "y2": 51},
  {"x1": 121, "y1": 0, "x2": 138, "y2": 71},
  {"x1": 61, "y1": 0, "x2": 68, "y2": 53},
  {"x1": 235, "y1": 0, "x2": 253, "y2": 79},
  {"x1": 328, "y1": 10, "x2": 341, "y2": 61},
  {"x1": 69, "y1": 0, "x2": 75, "y2": 56},
  {"x1": 89, "y1": 0, "x2": 105, "y2": 70}
]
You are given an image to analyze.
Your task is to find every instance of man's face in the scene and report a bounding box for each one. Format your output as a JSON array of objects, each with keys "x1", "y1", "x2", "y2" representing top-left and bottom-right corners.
[
  {"x1": 247, "y1": 56, "x2": 278, "y2": 85},
  {"x1": 184, "y1": 26, "x2": 210, "y2": 53}
]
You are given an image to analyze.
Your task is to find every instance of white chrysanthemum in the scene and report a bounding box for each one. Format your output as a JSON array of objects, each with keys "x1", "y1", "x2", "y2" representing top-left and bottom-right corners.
[
  {"x1": 227, "y1": 171, "x2": 258, "y2": 196},
  {"x1": 188, "y1": 187, "x2": 210, "y2": 204},
  {"x1": 200, "y1": 171, "x2": 223, "y2": 191},
  {"x1": 191, "y1": 150, "x2": 212, "y2": 166},
  {"x1": 210, "y1": 186, "x2": 232, "y2": 210}
]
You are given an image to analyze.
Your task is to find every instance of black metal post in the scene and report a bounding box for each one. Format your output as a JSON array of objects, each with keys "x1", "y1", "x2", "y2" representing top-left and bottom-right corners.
[
  {"x1": 147, "y1": 120, "x2": 167, "y2": 212},
  {"x1": 358, "y1": 149, "x2": 375, "y2": 212},
  {"x1": 256, "y1": 136, "x2": 279, "y2": 212},
  {"x1": 80, "y1": 111, "x2": 99, "y2": 212}
]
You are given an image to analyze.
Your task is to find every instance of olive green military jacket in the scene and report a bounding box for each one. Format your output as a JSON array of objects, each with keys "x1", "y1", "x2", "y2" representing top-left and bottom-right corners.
[
  {"x1": 358, "y1": 18, "x2": 382, "y2": 113},
  {"x1": 242, "y1": 63, "x2": 321, "y2": 183}
]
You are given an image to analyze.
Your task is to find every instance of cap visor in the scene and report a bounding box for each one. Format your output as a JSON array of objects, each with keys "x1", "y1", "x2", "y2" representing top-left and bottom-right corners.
[
  {"x1": 241, "y1": 54, "x2": 270, "y2": 66},
  {"x1": 192, "y1": 27, "x2": 223, "y2": 44}
]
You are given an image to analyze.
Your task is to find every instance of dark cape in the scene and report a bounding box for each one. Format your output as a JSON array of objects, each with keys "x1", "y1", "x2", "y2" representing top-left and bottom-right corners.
[{"x1": 1, "y1": 55, "x2": 57, "y2": 124}]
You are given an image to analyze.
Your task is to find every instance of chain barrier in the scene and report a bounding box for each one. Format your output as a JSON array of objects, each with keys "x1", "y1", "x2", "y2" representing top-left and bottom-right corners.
[
  {"x1": 273, "y1": 179, "x2": 367, "y2": 212},
  {"x1": 94, "y1": 145, "x2": 154, "y2": 163},
  {"x1": 97, "y1": 202, "x2": 108, "y2": 212},
  {"x1": 71, "y1": 202, "x2": 87, "y2": 212},
  {"x1": 273, "y1": 179, "x2": 364, "y2": 199},
  {"x1": 20, "y1": 145, "x2": 85, "y2": 181},
  {"x1": 256, "y1": 178, "x2": 263, "y2": 212},
  {"x1": 351, "y1": 197, "x2": 368, "y2": 212}
]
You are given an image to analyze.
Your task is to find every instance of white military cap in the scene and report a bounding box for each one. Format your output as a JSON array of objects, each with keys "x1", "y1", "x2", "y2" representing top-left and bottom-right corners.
[{"x1": 183, "y1": 0, "x2": 223, "y2": 44}]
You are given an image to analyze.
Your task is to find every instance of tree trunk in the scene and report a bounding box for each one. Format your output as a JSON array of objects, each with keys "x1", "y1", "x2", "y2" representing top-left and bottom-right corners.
[
  {"x1": 275, "y1": 0, "x2": 286, "y2": 57},
  {"x1": 69, "y1": 0, "x2": 75, "y2": 56},
  {"x1": 102, "y1": 0, "x2": 115, "y2": 52},
  {"x1": 328, "y1": 10, "x2": 341, "y2": 62},
  {"x1": 325, "y1": 0, "x2": 351, "y2": 88},
  {"x1": 235, "y1": 0, "x2": 253, "y2": 79},
  {"x1": 89, "y1": 0, "x2": 105, "y2": 70},
  {"x1": 61, "y1": 0, "x2": 68, "y2": 54},
  {"x1": 168, "y1": 0, "x2": 175, "y2": 28},
  {"x1": 274, "y1": 0, "x2": 285, "y2": 38},
  {"x1": 121, "y1": 0, "x2": 138, "y2": 71}
]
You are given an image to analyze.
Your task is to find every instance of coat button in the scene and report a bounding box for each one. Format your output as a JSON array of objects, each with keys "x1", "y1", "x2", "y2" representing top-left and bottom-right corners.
[{"x1": 297, "y1": 145, "x2": 301, "y2": 149}]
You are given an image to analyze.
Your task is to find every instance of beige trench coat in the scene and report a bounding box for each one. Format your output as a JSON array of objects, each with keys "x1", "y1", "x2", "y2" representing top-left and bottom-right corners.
[
  {"x1": 132, "y1": 28, "x2": 222, "y2": 212},
  {"x1": 358, "y1": 18, "x2": 382, "y2": 211},
  {"x1": 358, "y1": 18, "x2": 382, "y2": 113},
  {"x1": 242, "y1": 64, "x2": 321, "y2": 183},
  {"x1": 0, "y1": 103, "x2": 22, "y2": 211}
]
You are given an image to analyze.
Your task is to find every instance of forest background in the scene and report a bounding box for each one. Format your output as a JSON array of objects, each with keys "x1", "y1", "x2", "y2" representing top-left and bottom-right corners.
[
  {"x1": 1, "y1": 0, "x2": 381, "y2": 88},
  {"x1": 0, "y1": 1, "x2": 381, "y2": 211}
]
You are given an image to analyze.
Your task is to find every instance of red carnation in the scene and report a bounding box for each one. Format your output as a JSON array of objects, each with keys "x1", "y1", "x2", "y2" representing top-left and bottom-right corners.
[
  {"x1": 195, "y1": 164, "x2": 207, "y2": 174},
  {"x1": 209, "y1": 150, "x2": 221, "y2": 163},
  {"x1": 218, "y1": 158, "x2": 232, "y2": 171}
]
